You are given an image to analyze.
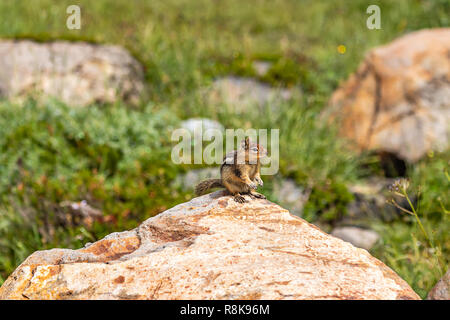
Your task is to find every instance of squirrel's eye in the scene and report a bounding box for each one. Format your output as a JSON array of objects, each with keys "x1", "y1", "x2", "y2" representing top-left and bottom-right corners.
[{"x1": 251, "y1": 147, "x2": 258, "y2": 152}]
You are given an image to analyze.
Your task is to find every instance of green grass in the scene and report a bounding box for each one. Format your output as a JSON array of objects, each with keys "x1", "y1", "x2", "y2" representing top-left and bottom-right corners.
[{"x1": 0, "y1": 0, "x2": 448, "y2": 299}]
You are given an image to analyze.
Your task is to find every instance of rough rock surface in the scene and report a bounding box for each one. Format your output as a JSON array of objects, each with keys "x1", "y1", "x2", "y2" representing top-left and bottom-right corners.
[
  {"x1": 0, "y1": 40, "x2": 145, "y2": 106},
  {"x1": 328, "y1": 28, "x2": 450, "y2": 162},
  {"x1": 427, "y1": 270, "x2": 450, "y2": 300},
  {"x1": 0, "y1": 191, "x2": 419, "y2": 300}
]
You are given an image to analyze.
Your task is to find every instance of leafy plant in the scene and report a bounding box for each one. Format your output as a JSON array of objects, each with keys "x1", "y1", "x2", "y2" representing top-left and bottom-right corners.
[{"x1": 388, "y1": 178, "x2": 447, "y2": 276}]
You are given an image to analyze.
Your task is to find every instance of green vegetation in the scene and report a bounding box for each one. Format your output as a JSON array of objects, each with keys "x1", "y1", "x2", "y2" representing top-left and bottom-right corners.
[
  {"x1": 371, "y1": 154, "x2": 449, "y2": 298},
  {"x1": 0, "y1": 0, "x2": 448, "y2": 299},
  {"x1": 0, "y1": 100, "x2": 190, "y2": 278}
]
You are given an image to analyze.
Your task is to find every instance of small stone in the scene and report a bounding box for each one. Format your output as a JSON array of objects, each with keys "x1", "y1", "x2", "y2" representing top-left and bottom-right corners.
[
  {"x1": 427, "y1": 270, "x2": 450, "y2": 300},
  {"x1": 180, "y1": 118, "x2": 224, "y2": 135},
  {"x1": 252, "y1": 60, "x2": 272, "y2": 77},
  {"x1": 83, "y1": 242, "x2": 92, "y2": 248},
  {"x1": 331, "y1": 226, "x2": 380, "y2": 251},
  {"x1": 207, "y1": 76, "x2": 292, "y2": 113}
]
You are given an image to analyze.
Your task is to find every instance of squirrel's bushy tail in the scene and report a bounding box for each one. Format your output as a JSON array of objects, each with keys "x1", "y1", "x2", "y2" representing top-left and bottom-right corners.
[{"x1": 195, "y1": 179, "x2": 223, "y2": 195}]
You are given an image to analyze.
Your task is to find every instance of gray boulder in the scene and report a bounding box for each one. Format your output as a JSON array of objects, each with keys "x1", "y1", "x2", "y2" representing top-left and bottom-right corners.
[
  {"x1": 331, "y1": 226, "x2": 380, "y2": 251},
  {"x1": 272, "y1": 178, "x2": 311, "y2": 217},
  {"x1": 0, "y1": 40, "x2": 145, "y2": 106},
  {"x1": 172, "y1": 168, "x2": 220, "y2": 191},
  {"x1": 180, "y1": 118, "x2": 224, "y2": 135},
  {"x1": 207, "y1": 76, "x2": 293, "y2": 112}
]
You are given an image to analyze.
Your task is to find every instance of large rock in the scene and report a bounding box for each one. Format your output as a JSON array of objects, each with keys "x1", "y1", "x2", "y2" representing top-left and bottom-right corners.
[
  {"x1": 0, "y1": 40, "x2": 145, "y2": 106},
  {"x1": 328, "y1": 28, "x2": 450, "y2": 162},
  {"x1": 0, "y1": 191, "x2": 419, "y2": 300}
]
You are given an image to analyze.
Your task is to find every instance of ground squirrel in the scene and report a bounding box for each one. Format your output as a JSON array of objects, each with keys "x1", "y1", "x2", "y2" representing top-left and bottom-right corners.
[{"x1": 195, "y1": 137, "x2": 267, "y2": 203}]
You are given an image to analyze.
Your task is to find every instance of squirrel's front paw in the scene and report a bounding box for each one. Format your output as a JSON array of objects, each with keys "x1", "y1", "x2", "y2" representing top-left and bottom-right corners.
[
  {"x1": 234, "y1": 195, "x2": 247, "y2": 203},
  {"x1": 249, "y1": 182, "x2": 258, "y2": 190},
  {"x1": 255, "y1": 177, "x2": 263, "y2": 186}
]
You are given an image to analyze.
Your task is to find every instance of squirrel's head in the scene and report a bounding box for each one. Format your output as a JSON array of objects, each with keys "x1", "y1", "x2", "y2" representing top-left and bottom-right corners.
[{"x1": 240, "y1": 137, "x2": 268, "y2": 160}]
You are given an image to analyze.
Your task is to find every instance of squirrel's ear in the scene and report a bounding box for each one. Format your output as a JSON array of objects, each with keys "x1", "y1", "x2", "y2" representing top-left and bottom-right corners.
[
  {"x1": 240, "y1": 137, "x2": 251, "y2": 149},
  {"x1": 244, "y1": 137, "x2": 250, "y2": 148}
]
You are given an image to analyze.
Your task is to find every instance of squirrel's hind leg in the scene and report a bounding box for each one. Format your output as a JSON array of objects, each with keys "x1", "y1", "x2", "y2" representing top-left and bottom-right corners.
[
  {"x1": 222, "y1": 180, "x2": 248, "y2": 203},
  {"x1": 233, "y1": 193, "x2": 247, "y2": 203}
]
